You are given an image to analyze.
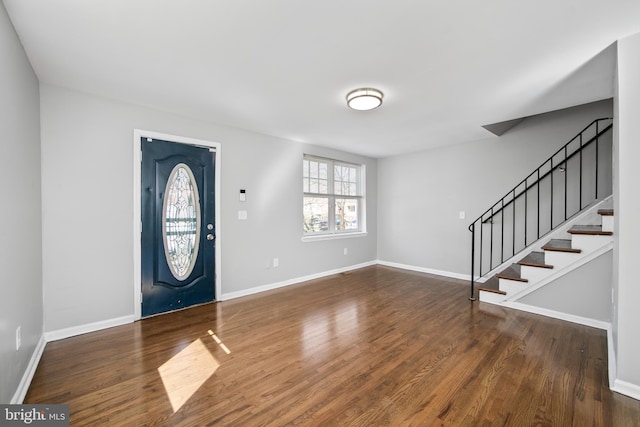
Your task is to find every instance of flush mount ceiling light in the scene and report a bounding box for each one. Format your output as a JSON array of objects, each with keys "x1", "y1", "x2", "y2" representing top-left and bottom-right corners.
[{"x1": 346, "y1": 88, "x2": 383, "y2": 111}]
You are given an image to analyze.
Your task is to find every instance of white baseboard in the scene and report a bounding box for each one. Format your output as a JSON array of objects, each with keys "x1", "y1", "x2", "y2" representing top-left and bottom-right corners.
[
  {"x1": 376, "y1": 260, "x2": 485, "y2": 282},
  {"x1": 501, "y1": 301, "x2": 610, "y2": 330},
  {"x1": 612, "y1": 379, "x2": 640, "y2": 401},
  {"x1": 11, "y1": 335, "x2": 46, "y2": 404},
  {"x1": 44, "y1": 315, "x2": 135, "y2": 342},
  {"x1": 219, "y1": 261, "x2": 378, "y2": 301}
]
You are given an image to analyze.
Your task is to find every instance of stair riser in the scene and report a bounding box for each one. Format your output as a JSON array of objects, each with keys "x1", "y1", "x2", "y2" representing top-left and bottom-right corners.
[
  {"x1": 571, "y1": 234, "x2": 613, "y2": 253},
  {"x1": 520, "y1": 265, "x2": 554, "y2": 282},
  {"x1": 479, "y1": 290, "x2": 506, "y2": 304},
  {"x1": 544, "y1": 251, "x2": 582, "y2": 269},
  {"x1": 601, "y1": 216, "x2": 614, "y2": 233},
  {"x1": 499, "y1": 278, "x2": 528, "y2": 295}
]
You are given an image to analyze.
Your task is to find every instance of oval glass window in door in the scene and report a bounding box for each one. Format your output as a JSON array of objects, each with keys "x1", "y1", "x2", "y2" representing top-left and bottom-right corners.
[{"x1": 162, "y1": 163, "x2": 201, "y2": 281}]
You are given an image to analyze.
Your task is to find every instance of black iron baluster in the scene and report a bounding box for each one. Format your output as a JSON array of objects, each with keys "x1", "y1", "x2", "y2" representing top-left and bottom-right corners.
[
  {"x1": 490, "y1": 207, "x2": 494, "y2": 271},
  {"x1": 595, "y1": 121, "x2": 599, "y2": 200},
  {"x1": 512, "y1": 190, "x2": 516, "y2": 258},
  {"x1": 501, "y1": 198, "x2": 504, "y2": 263},
  {"x1": 470, "y1": 222, "x2": 475, "y2": 301},
  {"x1": 550, "y1": 157, "x2": 554, "y2": 229},
  {"x1": 579, "y1": 133, "x2": 583, "y2": 210},
  {"x1": 537, "y1": 168, "x2": 540, "y2": 239},
  {"x1": 480, "y1": 215, "x2": 483, "y2": 278},
  {"x1": 564, "y1": 146, "x2": 568, "y2": 221},
  {"x1": 524, "y1": 181, "x2": 528, "y2": 247}
]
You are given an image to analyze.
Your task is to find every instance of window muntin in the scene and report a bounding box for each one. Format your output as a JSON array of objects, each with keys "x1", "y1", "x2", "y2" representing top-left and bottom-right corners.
[{"x1": 303, "y1": 156, "x2": 364, "y2": 236}]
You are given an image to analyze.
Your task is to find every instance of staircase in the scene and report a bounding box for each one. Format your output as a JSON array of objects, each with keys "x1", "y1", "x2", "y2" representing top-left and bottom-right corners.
[
  {"x1": 478, "y1": 203, "x2": 613, "y2": 304},
  {"x1": 468, "y1": 118, "x2": 614, "y2": 303}
]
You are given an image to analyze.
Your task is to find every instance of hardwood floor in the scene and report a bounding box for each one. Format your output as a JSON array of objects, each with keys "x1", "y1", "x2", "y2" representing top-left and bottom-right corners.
[{"x1": 26, "y1": 266, "x2": 640, "y2": 426}]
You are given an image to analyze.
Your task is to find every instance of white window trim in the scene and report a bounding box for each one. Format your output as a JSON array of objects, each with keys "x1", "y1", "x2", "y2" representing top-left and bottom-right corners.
[{"x1": 302, "y1": 155, "x2": 366, "y2": 241}]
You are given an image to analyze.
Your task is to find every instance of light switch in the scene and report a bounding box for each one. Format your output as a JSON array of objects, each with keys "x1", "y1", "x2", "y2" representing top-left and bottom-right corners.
[
  {"x1": 240, "y1": 189, "x2": 246, "y2": 202},
  {"x1": 238, "y1": 210, "x2": 248, "y2": 220},
  {"x1": 459, "y1": 211, "x2": 466, "y2": 220}
]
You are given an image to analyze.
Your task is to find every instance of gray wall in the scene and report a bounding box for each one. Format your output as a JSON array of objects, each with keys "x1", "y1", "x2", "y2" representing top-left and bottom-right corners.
[
  {"x1": 613, "y1": 32, "x2": 640, "y2": 393},
  {"x1": 0, "y1": 3, "x2": 43, "y2": 403},
  {"x1": 377, "y1": 99, "x2": 613, "y2": 276},
  {"x1": 518, "y1": 251, "x2": 612, "y2": 322},
  {"x1": 40, "y1": 84, "x2": 377, "y2": 333}
]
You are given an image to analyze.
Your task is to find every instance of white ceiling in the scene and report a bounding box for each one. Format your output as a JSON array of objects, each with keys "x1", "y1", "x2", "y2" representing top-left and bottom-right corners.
[{"x1": 4, "y1": 0, "x2": 640, "y2": 158}]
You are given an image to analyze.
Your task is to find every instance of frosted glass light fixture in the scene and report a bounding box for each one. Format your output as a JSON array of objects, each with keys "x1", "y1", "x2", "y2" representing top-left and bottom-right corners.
[{"x1": 346, "y1": 88, "x2": 383, "y2": 111}]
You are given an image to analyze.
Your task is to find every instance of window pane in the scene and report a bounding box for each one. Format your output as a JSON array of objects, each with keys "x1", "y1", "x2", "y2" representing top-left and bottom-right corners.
[
  {"x1": 319, "y1": 180, "x2": 328, "y2": 194},
  {"x1": 334, "y1": 164, "x2": 359, "y2": 196},
  {"x1": 334, "y1": 165, "x2": 342, "y2": 195},
  {"x1": 310, "y1": 178, "x2": 319, "y2": 193},
  {"x1": 319, "y1": 163, "x2": 328, "y2": 179},
  {"x1": 303, "y1": 197, "x2": 329, "y2": 233},
  {"x1": 335, "y1": 199, "x2": 359, "y2": 231}
]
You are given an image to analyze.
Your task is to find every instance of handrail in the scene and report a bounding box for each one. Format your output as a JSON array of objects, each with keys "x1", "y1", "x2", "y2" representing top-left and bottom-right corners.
[
  {"x1": 468, "y1": 117, "x2": 613, "y2": 301},
  {"x1": 478, "y1": 122, "x2": 613, "y2": 225}
]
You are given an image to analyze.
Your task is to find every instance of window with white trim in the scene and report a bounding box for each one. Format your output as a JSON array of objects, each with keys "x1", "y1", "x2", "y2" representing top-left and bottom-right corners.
[{"x1": 303, "y1": 155, "x2": 365, "y2": 236}]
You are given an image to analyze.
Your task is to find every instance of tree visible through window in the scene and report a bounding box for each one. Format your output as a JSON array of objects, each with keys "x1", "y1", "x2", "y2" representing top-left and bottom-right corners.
[{"x1": 303, "y1": 155, "x2": 364, "y2": 236}]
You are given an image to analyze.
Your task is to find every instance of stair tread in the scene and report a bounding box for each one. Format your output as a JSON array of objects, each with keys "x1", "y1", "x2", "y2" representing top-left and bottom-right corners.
[
  {"x1": 598, "y1": 209, "x2": 614, "y2": 216},
  {"x1": 495, "y1": 264, "x2": 528, "y2": 282},
  {"x1": 517, "y1": 251, "x2": 553, "y2": 269},
  {"x1": 542, "y1": 239, "x2": 581, "y2": 253},
  {"x1": 568, "y1": 225, "x2": 613, "y2": 236}
]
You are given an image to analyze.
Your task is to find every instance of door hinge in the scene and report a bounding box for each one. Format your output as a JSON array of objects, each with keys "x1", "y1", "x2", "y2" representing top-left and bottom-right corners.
[{"x1": 140, "y1": 220, "x2": 143, "y2": 232}]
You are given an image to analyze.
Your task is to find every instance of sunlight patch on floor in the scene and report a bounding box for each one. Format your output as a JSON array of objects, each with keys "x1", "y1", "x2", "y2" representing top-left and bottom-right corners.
[
  {"x1": 208, "y1": 329, "x2": 231, "y2": 354},
  {"x1": 158, "y1": 339, "x2": 219, "y2": 413}
]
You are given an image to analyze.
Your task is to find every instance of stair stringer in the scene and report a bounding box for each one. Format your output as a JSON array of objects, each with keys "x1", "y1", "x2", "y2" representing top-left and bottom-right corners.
[
  {"x1": 504, "y1": 242, "x2": 612, "y2": 303},
  {"x1": 477, "y1": 195, "x2": 613, "y2": 281}
]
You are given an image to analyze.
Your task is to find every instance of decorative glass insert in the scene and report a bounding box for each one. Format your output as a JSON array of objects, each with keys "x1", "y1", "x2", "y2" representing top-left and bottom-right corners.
[{"x1": 162, "y1": 163, "x2": 201, "y2": 280}]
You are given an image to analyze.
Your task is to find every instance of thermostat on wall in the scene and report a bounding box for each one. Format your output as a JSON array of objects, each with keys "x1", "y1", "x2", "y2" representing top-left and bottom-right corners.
[{"x1": 240, "y1": 189, "x2": 246, "y2": 202}]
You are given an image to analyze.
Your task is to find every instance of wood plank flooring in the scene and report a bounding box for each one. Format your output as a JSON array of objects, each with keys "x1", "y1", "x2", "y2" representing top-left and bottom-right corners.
[{"x1": 26, "y1": 265, "x2": 640, "y2": 426}]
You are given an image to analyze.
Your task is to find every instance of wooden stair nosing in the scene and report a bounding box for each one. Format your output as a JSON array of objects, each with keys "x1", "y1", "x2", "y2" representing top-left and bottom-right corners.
[
  {"x1": 568, "y1": 225, "x2": 613, "y2": 236},
  {"x1": 478, "y1": 287, "x2": 507, "y2": 295},
  {"x1": 495, "y1": 274, "x2": 528, "y2": 283},
  {"x1": 517, "y1": 260, "x2": 553, "y2": 269}
]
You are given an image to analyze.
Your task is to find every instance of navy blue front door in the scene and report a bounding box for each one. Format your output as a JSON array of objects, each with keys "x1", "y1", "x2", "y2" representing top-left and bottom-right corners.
[{"x1": 141, "y1": 137, "x2": 215, "y2": 317}]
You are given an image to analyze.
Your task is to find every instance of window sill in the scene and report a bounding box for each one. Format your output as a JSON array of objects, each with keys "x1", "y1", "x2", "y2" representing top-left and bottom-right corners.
[{"x1": 301, "y1": 231, "x2": 368, "y2": 242}]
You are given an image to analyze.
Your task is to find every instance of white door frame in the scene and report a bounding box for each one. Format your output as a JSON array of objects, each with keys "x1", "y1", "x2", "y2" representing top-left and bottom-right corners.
[{"x1": 133, "y1": 129, "x2": 222, "y2": 320}]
